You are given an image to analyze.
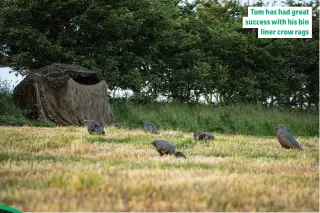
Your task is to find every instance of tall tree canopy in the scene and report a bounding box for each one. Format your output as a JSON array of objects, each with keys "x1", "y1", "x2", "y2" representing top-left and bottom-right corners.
[{"x1": 0, "y1": 0, "x2": 318, "y2": 109}]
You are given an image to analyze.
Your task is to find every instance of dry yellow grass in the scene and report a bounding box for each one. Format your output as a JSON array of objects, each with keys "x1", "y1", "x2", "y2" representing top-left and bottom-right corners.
[{"x1": 0, "y1": 126, "x2": 319, "y2": 212}]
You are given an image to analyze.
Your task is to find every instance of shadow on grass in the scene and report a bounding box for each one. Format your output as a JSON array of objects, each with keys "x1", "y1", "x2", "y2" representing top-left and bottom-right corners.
[
  {"x1": 0, "y1": 152, "x2": 97, "y2": 164},
  {"x1": 85, "y1": 136, "x2": 156, "y2": 144},
  {"x1": 85, "y1": 137, "x2": 133, "y2": 144}
]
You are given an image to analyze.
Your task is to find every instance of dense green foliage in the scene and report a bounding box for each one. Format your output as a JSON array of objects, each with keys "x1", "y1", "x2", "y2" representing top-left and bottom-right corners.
[
  {"x1": 0, "y1": 78, "x2": 25, "y2": 125},
  {"x1": 0, "y1": 0, "x2": 319, "y2": 108}
]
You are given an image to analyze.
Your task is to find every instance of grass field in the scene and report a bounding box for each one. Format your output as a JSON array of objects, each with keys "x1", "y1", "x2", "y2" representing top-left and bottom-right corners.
[
  {"x1": 111, "y1": 101, "x2": 319, "y2": 136},
  {"x1": 1, "y1": 92, "x2": 319, "y2": 136},
  {"x1": 0, "y1": 126, "x2": 318, "y2": 212}
]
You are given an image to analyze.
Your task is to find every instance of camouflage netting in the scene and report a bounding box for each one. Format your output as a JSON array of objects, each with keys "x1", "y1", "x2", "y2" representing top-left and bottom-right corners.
[{"x1": 13, "y1": 63, "x2": 116, "y2": 126}]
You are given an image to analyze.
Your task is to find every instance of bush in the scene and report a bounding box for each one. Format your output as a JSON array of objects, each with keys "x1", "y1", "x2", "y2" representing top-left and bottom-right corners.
[{"x1": 0, "y1": 78, "x2": 55, "y2": 127}]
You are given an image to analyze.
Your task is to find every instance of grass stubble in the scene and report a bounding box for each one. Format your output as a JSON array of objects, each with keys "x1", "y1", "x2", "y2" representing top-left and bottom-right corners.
[{"x1": 0, "y1": 126, "x2": 318, "y2": 212}]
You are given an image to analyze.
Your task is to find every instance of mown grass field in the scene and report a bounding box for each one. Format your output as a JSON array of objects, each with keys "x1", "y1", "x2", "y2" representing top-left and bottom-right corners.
[{"x1": 0, "y1": 126, "x2": 318, "y2": 212}]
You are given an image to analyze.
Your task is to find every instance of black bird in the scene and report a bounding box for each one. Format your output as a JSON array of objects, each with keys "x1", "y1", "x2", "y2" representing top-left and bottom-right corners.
[
  {"x1": 85, "y1": 119, "x2": 105, "y2": 135},
  {"x1": 151, "y1": 140, "x2": 186, "y2": 159},
  {"x1": 275, "y1": 124, "x2": 304, "y2": 150},
  {"x1": 143, "y1": 121, "x2": 159, "y2": 134},
  {"x1": 193, "y1": 132, "x2": 215, "y2": 142}
]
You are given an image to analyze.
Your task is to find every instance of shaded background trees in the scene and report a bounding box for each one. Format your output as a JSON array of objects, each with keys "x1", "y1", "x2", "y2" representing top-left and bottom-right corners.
[{"x1": 0, "y1": 0, "x2": 318, "y2": 109}]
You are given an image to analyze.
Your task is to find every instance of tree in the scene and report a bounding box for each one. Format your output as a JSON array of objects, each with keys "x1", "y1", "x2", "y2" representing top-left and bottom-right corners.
[
  {"x1": 0, "y1": 0, "x2": 180, "y2": 93},
  {"x1": 1, "y1": 0, "x2": 318, "y2": 108}
]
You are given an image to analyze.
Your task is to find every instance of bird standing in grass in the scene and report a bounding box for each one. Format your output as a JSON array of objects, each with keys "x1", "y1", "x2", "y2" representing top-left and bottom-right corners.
[
  {"x1": 276, "y1": 124, "x2": 304, "y2": 150},
  {"x1": 143, "y1": 121, "x2": 159, "y2": 134},
  {"x1": 85, "y1": 119, "x2": 105, "y2": 135},
  {"x1": 193, "y1": 132, "x2": 215, "y2": 142},
  {"x1": 151, "y1": 140, "x2": 186, "y2": 159}
]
